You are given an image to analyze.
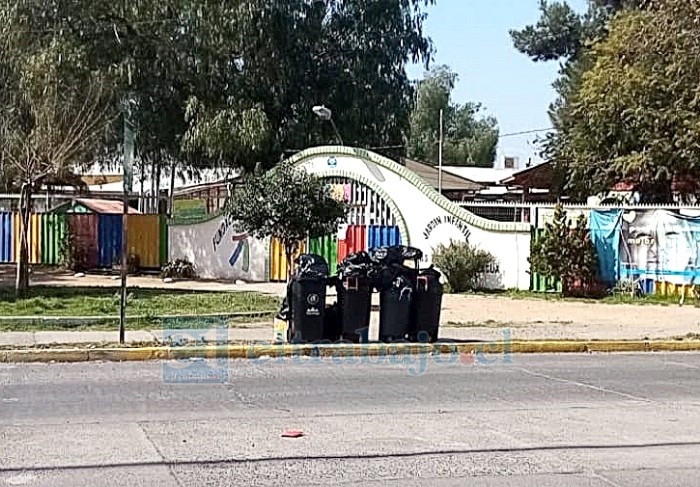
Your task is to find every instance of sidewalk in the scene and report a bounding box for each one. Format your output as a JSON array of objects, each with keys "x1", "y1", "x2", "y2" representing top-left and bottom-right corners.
[
  {"x1": 2, "y1": 307, "x2": 699, "y2": 348},
  {"x1": 2, "y1": 268, "x2": 700, "y2": 346}
]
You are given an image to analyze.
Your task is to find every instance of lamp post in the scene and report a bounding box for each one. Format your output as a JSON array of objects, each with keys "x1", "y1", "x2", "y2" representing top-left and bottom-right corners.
[{"x1": 312, "y1": 105, "x2": 343, "y2": 146}]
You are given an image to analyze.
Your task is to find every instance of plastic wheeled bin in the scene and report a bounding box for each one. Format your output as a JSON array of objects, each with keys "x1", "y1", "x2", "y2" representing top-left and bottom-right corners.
[
  {"x1": 410, "y1": 266, "x2": 443, "y2": 342},
  {"x1": 378, "y1": 272, "x2": 414, "y2": 342},
  {"x1": 288, "y1": 254, "x2": 330, "y2": 343},
  {"x1": 336, "y1": 251, "x2": 374, "y2": 343},
  {"x1": 338, "y1": 275, "x2": 373, "y2": 342}
]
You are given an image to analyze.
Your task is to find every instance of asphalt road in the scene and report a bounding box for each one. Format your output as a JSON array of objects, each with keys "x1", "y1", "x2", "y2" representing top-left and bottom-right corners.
[{"x1": 1, "y1": 353, "x2": 700, "y2": 486}]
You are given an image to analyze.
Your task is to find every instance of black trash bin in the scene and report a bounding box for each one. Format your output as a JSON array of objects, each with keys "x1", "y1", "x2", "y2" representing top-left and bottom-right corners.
[
  {"x1": 378, "y1": 272, "x2": 414, "y2": 342},
  {"x1": 337, "y1": 252, "x2": 374, "y2": 343},
  {"x1": 371, "y1": 246, "x2": 423, "y2": 343},
  {"x1": 288, "y1": 254, "x2": 329, "y2": 343},
  {"x1": 322, "y1": 302, "x2": 342, "y2": 342},
  {"x1": 410, "y1": 266, "x2": 443, "y2": 342}
]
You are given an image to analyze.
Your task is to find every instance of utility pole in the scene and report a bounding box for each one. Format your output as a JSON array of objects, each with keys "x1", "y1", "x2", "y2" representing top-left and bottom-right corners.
[
  {"x1": 120, "y1": 99, "x2": 135, "y2": 344},
  {"x1": 438, "y1": 109, "x2": 444, "y2": 194}
]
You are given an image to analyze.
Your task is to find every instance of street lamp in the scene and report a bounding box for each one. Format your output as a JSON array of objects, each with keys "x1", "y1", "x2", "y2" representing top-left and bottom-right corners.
[{"x1": 312, "y1": 105, "x2": 343, "y2": 146}]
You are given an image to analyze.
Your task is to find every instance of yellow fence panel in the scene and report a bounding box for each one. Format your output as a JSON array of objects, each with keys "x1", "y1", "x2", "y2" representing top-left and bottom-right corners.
[
  {"x1": 269, "y1": 238, "x2": 305, "y2": 282},
  {"x1": 126, "y1": 215, "x2": 161, "y2": 268},
  {"x1": 655, "y1": 280, "x2": 694, "y2": 298},
  {"x1": 13, "y1": 213, "x2": 41, "y2": 264}
]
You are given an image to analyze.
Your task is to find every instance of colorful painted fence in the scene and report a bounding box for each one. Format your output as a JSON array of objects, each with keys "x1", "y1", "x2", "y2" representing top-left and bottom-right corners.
[
  {"x1": 1, "y1": 212, "x2": 13, "y2": 263},
  {"x1": 269, "y1": 225, "x2": 402, "y2": 281},
  {"x1": 308, "y1": 235, "x2": 338, "y2": 276},
  {"x1": 0, "y1": 213, "x2": 166, "y2": 269},
  {"x1": 269, "y1": 238, "x2": 306, "y2": 282}
]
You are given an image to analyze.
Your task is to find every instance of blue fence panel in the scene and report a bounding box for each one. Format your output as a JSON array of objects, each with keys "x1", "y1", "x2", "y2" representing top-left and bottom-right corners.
[
  {"x1": 368, "y1": 225, "x2": 401, "y2": 249},
  {"x1": 98, "y1": 214, "x2": 123, "y2": 268},
  {"x1": 0, "y1": 212, "x2": 12, "y2": 263}
]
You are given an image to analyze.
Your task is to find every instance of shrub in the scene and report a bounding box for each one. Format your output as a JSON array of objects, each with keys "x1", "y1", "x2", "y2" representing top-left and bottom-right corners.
[
  {"x1": 530, "y1": 204, "x2": 599, "y2": 296},
  {"x1": 161, "y1": 258, "x2": 197, "y2": 279},
  {"x1": 432, "y1": 240, "x2": 496, "y2": 293}
]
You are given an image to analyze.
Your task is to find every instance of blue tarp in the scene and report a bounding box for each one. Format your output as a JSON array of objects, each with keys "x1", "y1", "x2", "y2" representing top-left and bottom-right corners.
[{"x1": 590, "y1": 210, "x2": 622, "y2": 285}]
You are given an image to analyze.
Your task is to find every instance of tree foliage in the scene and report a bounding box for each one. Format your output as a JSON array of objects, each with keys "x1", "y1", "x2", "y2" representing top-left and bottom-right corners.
[
  {"x1": 0, "y1": 6, "x2": 116, "y2": 295},
  {"x1": 561, "y1": 1, "x2": 700, "y2": 202},
  {"x1": 510, "y1": 0, "x2": 647, "y2": 199},
  {"x1": 228, "y1": 165, "x2": 347, "y2": 278},
  {"x1": 408, "y1": 65, "x2": 499, "y2": 167},
  {"x1": 530, "y1": 205, "x2": 598, "y2": 295},
  {"x1": 3, "y1": 0, "x2": 437, "y2": 176}
]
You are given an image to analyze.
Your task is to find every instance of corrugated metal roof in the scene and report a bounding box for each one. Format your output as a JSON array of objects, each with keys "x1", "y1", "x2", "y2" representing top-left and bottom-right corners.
[
  {"x1": 441, "y1": 166, "x2": 517, "y2": 184},
  {"x1": 75, "y1": 198, "x2": 141, "y2": 214},
  {"x1": 403, "y1": 159, "x2": 483, "y2": 192}
]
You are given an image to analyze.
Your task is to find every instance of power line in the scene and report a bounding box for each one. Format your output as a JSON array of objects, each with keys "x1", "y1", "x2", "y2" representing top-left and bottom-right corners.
[{"x1": 499, "y1": 127, "x2": 554, "y2": 139}]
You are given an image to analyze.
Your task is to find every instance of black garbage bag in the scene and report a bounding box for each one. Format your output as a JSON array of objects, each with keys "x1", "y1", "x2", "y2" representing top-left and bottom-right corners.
[
  {"x1": 294, "y1": 253, "x2": 330, "y2": 279},
  {"x1": 370, "y1": 245, "x2": 423, "y2": 266},
  {"x1": 337, "y1": 251, "x2": 374, "y2": 280},
  {"x1": 374, "y1": 262, "x2": 416, "y2": 292}
]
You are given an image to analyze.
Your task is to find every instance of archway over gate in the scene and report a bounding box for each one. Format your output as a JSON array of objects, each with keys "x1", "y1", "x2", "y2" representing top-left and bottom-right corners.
[{"x1": 285, "y1": 146, "x2": 531, "y2": 289}]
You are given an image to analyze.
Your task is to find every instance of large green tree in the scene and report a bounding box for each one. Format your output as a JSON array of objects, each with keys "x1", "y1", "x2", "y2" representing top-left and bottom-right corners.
[
  {"x1": 408, "y1": 65, "x2": 499, "y2": 167},
  {"x1": 10, "y1": 0, "x2": 436, "y2": 174},
  {"x1": 563, "y1": 0, "x2": 700, "y2": 202},
  {"x1": 510, "y1": 0, "x2": 644, "y2": 197}
]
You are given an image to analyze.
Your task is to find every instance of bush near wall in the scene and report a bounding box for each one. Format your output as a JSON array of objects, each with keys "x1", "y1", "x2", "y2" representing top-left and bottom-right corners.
[{"x1": 530, "y1": 205, "x2": 600, "y2": 297}]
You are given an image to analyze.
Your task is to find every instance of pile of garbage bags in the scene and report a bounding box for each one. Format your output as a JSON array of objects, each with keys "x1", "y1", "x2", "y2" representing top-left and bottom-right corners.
[{"x1": 274, "y1": 246, "x2": 442, "y2": 344}]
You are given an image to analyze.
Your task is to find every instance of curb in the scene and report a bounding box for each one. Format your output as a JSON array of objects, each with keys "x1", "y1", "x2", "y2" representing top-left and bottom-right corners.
[{"x1": 1, "y1": 340, "x2": 700, "y2": 363}]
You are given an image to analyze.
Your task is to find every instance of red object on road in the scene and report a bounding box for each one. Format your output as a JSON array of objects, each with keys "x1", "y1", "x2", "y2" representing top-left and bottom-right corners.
[{"x1": 281, "y1": 430, "x2": 304, "y2": 438}]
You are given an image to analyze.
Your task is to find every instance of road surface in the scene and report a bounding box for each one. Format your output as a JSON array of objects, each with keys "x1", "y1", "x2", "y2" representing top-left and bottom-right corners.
[{"x1": 1, "y1": 353, "x2": 700, "y2": 486}]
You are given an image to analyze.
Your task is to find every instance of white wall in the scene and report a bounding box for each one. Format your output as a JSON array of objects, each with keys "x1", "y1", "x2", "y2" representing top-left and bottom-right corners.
[
  {"x1": 168, "y1": 214, "x2": 267, "y2": 282},
  {"x1": 296, "y1": 152, "x2": 531, "y2": 290}
]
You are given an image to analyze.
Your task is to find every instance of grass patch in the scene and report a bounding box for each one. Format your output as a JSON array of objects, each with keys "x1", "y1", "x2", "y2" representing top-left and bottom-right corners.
[{"x1": 0, "y1": 286, "x2": 279, "y2": 331}]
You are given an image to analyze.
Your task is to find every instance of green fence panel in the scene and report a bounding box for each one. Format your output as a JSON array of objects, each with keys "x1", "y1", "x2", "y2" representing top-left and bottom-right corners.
[
  {"x1": 530, "y1": 226, "x2": 562, "y2": 293},
  {"x1": 309, "y1": 234, "x2": 338, "y2": 276},
  {"x1": 41, "y1": 213, "x2": 67, "y2": 265}
]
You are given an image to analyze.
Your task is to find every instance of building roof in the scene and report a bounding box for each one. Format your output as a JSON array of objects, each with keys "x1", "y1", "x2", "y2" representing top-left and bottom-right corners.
[
  {"x1": 440, "y1": 166, "x2": 517, "y2": 185},
  {"x1": 402, "y1": 159, "x2": 483, "y2": 192},
  {"x1": 75, "y1": 198, "x2": 141, "y2": 214},
  {"x1": 500, "y1": 161, "x2": 554, "y2": 189}
]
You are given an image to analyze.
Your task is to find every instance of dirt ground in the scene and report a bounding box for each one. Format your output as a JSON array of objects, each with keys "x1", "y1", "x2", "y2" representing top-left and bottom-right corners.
[{"x1": 2, "y1": 265, "x2": 700, "y2": 341}]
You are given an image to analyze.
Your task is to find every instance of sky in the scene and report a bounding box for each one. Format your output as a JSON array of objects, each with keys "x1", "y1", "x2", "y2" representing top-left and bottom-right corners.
[{"x1": 407, "y1": 0, "x2": 588, "y2": 168}]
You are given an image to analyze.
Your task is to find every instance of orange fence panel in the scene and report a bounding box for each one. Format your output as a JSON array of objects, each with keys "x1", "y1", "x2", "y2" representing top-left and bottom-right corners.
[{"x1": 126, "y1": 215, "x2": 161, "y2": 269}]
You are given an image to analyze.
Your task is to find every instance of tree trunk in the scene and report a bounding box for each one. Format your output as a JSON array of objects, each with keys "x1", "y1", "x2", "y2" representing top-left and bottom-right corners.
[
  {"x1": 284, "y1": 241, "x2": 298, "y2": 283},
  {"x1": 15, "y1": 182, "x2": 32, "y2": 298},
  {"x1": 155, "y1": 160, "x2": 162, "y2": 214},
  {"x1": 169, "y1": 160, "x2": 177, "y2": 217}
]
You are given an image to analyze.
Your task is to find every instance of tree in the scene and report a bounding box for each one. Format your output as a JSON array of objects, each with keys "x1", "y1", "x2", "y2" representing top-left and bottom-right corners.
[
  {"x1": 557, "y1": 0, "x2": 700, "y2": 202},
  {"x1": 530, "y1": 204, "x2": 598, "y2": 295},
  {"x1": 228, "y1": 165, "x2": 347, "y2": 280},
  {"x1": 14, "y1": 0, "x2": 436, "y2": 176},
  {"x1": 408, "y1": 65, "x2": 499, "y2": 167},
  {"x1": 1, "y1": 36, "x2": 115, "y2": 296},
  {"x1": 510, "y1": 1, "x2": 645, "y2": 198}
]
